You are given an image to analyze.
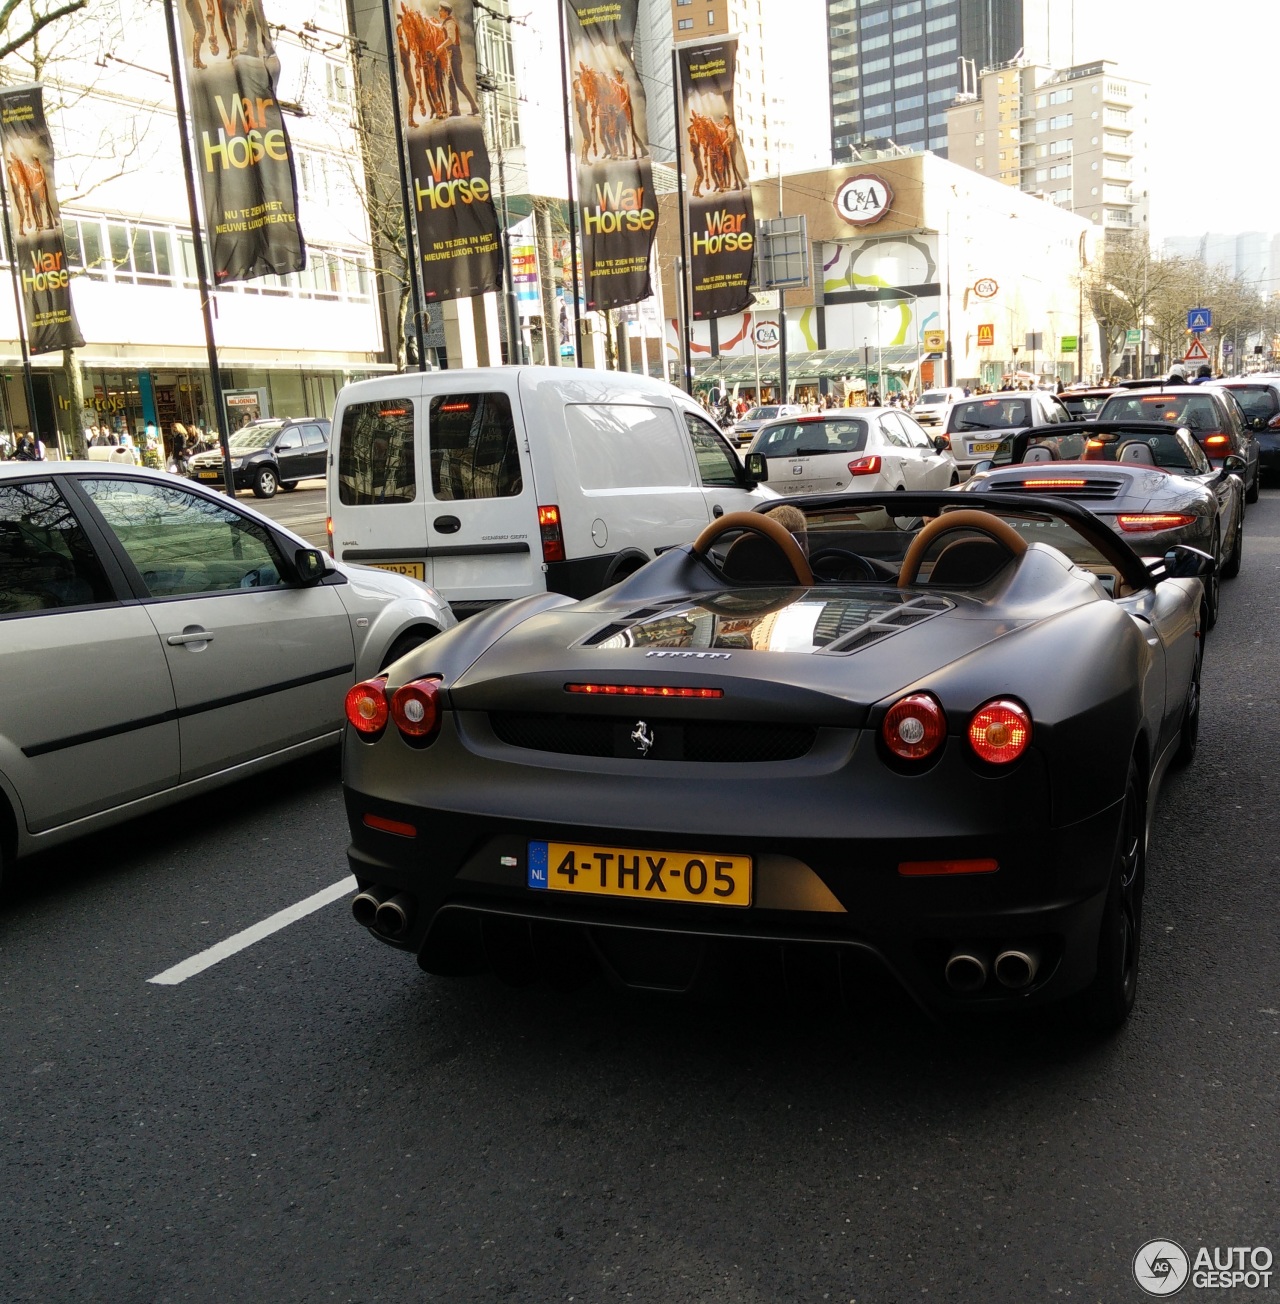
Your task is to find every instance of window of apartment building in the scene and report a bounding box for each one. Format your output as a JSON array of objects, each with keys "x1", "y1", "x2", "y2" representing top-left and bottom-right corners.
[
  {"x1": 928, "y1": 114, "x2": 946, "y2": 128},
  {"x1": 677, "y1": 17, "x2": 693, "y2": 28},
  {"x1": 1048, "y1": 113, "x2": 1072, "y2": 129},
  {"x1": 1106, "y1": 82, "x2": 1127, "y2": 97},
  {"x1": 863, "y1": 33, "x2": 889, "y2": 49},
  {"x1": 975, "y1": 158, "x2": 984, "y2": 169},
  {"x1": 706, "y1": 9, "x2": 715, "y2": 22},
  {"x1": 895, "y1": 45, "x2": 922, "y2": 63},
  {"x1": 861, "y1": 8, "x2": 889, "y2": 26},
  {"x1": 974, "y1": 132, "x2": 984, "y2": 145},
  {"x1": 1105, "y1": 108, "x2": 1128, "y2": 125},
  {"x1": 1035, "y1": 168, "x2": 1047, "y2": 181},
  {"x1": 893, "y1": 24, "x2": 922, "y2": 40},
  {"x1": 891, "y1": 0, "x2": 921, "y2": 14},
  {"x1": 924, "y1": 14, "x2": 954, "y2": 31},
  {"x1": 1049, "y1": 139, "x2": 1071, "y2": 155},
  {"x1": 926, "y1": 39, "x2": 955, "y2": 56},
  {"x1": 863, "y1": 102, "x2": 892, "y2": 120},
  {"x1": 325, "y1": 62, "x2": 351, "y2": 108},
  {"x1": 1106, "y1": 208, "x2": 1131, "y2": 224},
  {"x1": 897, "y1": 117, "x2": 924, "y2": 133},
  {"x1": 677, "y1": 0, "x2": 691, "y2": 5},
  {"x1": 927, "y1": 87, "x2": 951, "y2": 103},
  {"x1": 832, "y1": 89, "x2": 858, "y2": 105},
  {"x1": 1036, "y1": 119, "x2": 1047, "y2": 134},
  {"x1": 61, "y1": 216, "x2": 108, "y2": 279},
  {"x1": 896, "y1": 71, "x2": 923, "y2": 87},
  {"x1": 863, "y1": 56, "x2": 890, "y2": 72},
  {"x1": 864, "y1": 80, "x2": 891, "y2": 96},
  {"x1": 897, "y1": 94, "x2": 924, "y2": 109},
  {"x1": 1049, "y1": 88, "x2": 1072, "y2": 104},
  {"x1": 1052, "y1": 190, "x2": 1071, "y2": 205},
  {"x1": 1049, "y1": 164, "x2": 1070, "y2": 179}
]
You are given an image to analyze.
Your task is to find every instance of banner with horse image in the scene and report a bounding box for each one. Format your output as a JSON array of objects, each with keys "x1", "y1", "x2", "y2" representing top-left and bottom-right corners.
[
  {"x1": 564, "y1": 0, "x2": 655, "y2": 312},
  {"x1": 0, "y1": 84, "x2": 84, "y2": 354},
  {"x1": 677, "y1": 40, "x2": 754, "y2": 320},
  {"x1": 391, "y1": 0, "x2": 502, "y2": 302},
  {"x1": 173, "y1": 0, "x2": 306, "y2": 282}
]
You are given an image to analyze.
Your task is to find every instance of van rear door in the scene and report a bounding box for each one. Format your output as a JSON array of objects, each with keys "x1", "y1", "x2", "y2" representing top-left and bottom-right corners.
[
  {"x1": 331, "y1": 392, "x2": 432, "y2": 585},
  {"x1": 423, "y1": 389, "x2": 540, "y2": 606}
]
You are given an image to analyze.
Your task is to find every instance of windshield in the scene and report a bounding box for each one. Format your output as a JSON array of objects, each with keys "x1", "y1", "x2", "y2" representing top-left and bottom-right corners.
[
  {"x1": 948, "y1": 399, "x2": 1032, "y2": 432},
  {"x1": 229, "y1": 421, "x2": 283, "y2": 451},
  {"x1": 1061, "y1": 393, "x2": 1110, "y2": 416},
  {"x1": 744, "y1": 407, "x2": 780, "y2": 420},
  {"x1": 750, "y1": 419, "x2": 868, "y2": 457},
  {"x1": 1098, "y1": 392, "x2": 1222, "y2": 429},
  {"x1": 916, "y1": 392, "x2": 951, "y2": 405}
]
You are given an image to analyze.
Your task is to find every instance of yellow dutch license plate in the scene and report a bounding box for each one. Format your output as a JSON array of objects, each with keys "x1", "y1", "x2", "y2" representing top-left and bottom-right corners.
[
  {"x1": 528, "y1": 840, "x2": 751, "y2": 907},
  {"x1": 970, "y1": 441, "x2": 1001, "y2": 453},
  {"x1": 370, "y1": 561, "x2": 425, "y2": 580},
  {"x1": 197, "y1": 470, "x2": 219, "y2": 479}
]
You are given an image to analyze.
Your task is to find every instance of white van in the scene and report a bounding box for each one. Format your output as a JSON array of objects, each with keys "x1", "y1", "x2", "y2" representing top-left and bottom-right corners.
[{"x1": 327, "y1": 367, "x2": 773, "y2": 616}]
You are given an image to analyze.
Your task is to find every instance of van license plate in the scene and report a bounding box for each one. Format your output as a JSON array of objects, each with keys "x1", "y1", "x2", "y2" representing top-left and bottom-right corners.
[{"x1": 370, "y1": 561, "x2": 425, "y2": 580}]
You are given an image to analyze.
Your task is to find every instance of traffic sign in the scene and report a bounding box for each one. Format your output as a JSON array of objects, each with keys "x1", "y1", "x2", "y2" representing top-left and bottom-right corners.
[
  {"x1": 1125, "y1": 328, "x2": 1142, "y2": 347},
  {"x1": 1061, "y1": 335, "x2": 1078, "y2": 353},
  {"x1": 1183, "y1": 335, "x2": 1211, "y2": 363},
  {"x1": 1187, "y1": 308, "x2": 1211, "y2": 333}
]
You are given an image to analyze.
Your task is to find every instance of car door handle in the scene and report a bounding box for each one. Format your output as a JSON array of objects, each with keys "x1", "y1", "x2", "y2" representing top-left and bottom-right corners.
[
  {"x1": 167, "y1": 629, "x2": 214, "y2": 645},
  {"x1": 712, "y1": 504, "x2": 724, "y2": 517},
  {"x1": 434, "y1": 515, "x2": 461, "y2": 533}
]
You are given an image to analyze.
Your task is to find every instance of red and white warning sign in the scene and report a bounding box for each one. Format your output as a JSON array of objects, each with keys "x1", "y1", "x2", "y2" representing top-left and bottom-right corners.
[{"x1": 1183, "y1": 335, "x2": 1211, "y2": 364}]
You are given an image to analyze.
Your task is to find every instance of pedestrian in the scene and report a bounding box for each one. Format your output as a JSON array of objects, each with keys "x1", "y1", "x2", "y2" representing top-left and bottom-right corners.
[
  {"x1": 1167, "y1": 365, "x2": 1188, "y2": 385},
  {"x1": 1191, "y1": 364, "x2": 1213, "y2": 385},
  {"x1": 171, "y1": 423, "x2": 188, "y2": 472}
]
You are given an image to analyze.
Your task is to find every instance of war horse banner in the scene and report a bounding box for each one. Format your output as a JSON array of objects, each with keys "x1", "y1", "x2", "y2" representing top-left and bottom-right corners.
[
  {"x1": 564, "y1": 0, "x2": 655, "y2": 312},
  {"x1": 174, "y1": 0, "x2": 306, "y2": 283},
  {"x1": 677, "y1": 40, "x2": 755, "y2": 320},
  {"x1": 392, "y1": 0, "x2": 502, "y2": 302},
  {"x1": 0, "y1": 84, "x2": 84, "y2": 354}
]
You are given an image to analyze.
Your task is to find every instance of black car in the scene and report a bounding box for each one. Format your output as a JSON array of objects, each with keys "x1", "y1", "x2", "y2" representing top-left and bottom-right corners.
[
  {"x1": 1096, "y1": 386, "x2": 1260, "y2": 503},
  {"x1": 1214, "y1": 377, "x2": 1280, "y2": 483},
  {"x1": 1058, "y1": 386, "x2": 1117, "y2": 421},
  {"x1": 187, "y1": 417, "x2": 331, "y2": 498},
  {"x1": 961, "y1": 420, "x2": 1244, "y2": 629},
  {"x1": 341, "y1": 492, "x2": 1211, "y2": 1032}
]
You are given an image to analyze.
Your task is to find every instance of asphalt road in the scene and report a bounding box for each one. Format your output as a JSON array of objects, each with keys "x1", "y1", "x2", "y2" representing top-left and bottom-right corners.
[
  {"x1": 3, "y1": 495, "x2": 1278, "y2": 1303},
  {"x1": 250, "y1": 480, "x2": 329, "y2": 549}
]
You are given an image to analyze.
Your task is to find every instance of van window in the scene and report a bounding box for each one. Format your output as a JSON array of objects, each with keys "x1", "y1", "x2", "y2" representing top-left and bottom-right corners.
[
  {"x1": 429, "y1": 393, "x2": 523, "y2": 500},
  {"x1": 338, "y1": 399, "x2": 416, "y2": 505},
  {"x1": 566, "y1": 404, "x2": 693, "y2": 490}
]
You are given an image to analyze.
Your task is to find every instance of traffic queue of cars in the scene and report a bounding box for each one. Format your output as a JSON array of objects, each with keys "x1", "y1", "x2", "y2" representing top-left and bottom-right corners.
[{"x1": 1, "y1": 365, "x2": 1265, "y2": 1037}]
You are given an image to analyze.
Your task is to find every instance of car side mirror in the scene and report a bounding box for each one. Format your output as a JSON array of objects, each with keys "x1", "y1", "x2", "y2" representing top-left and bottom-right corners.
[
  {"x1": 1161, "y1": 544, "x2": 1215, "y2": 581},
  {"x1": 294, "y1": 546, "x2": 329, "y2": 585},
  {"x1": 1222, "y1": 454, "x2": 1246, "y2": 475},
  {"x1": 932, "y1": 435, "x2": 949, "y2": 454},
  {"x1": 972, "y1": 459, "x2": 994, "y2": 474},
  {"x1": 746, "y1": 453, "x2": 767, "y2": 481}
]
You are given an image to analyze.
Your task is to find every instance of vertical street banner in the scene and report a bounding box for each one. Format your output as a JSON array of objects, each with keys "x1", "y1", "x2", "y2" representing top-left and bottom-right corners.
[
  {"x1": 563, "y1": 0, "x2": 656, "y2": 311},
  {"x1": 391, "y1": 0, "x2": 502, "y2": 302},
  {"x1": 173, "y1": 0, "x2": 306, "y2": 282},
  {"x1": 677, "y1": 40, "x2": 755, "y2": 319},
  {"x1": 509, "y1": 215, "x2": 540, "y2": 318},
  {"x1": 0, "y1": 84, "x2": 84, "y2": 354}
]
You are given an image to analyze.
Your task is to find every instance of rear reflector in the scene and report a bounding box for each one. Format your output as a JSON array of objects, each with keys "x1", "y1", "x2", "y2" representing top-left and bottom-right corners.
[
  {"x1": 848, "y1": 454, "x2": 882, "y2": 476},
  {"x1": 566, "y1": 683, "x2": 723, "y2": 698},
  {"x1": 1116, "y1": 513, "x2": 1196, "y2": 532},
  {"x1": 539, "y1": 504, "x2": 566, "y2": 563},
  {"x1": 898, "y1": 858, "x2": 999, "y2": 877},
  {"x1": 362, "y1": 813, "x2": 417, "y2": 838}
]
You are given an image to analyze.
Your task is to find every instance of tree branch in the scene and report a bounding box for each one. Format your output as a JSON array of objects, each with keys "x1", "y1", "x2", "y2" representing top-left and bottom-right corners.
[{"x1": 0, "y1": 0, "x2": 88, "y2": 60}]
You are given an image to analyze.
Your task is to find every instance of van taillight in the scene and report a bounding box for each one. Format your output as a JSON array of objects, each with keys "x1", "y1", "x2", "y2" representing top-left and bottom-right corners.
[
  {"x1": 539, "y1": 504, "x2": 565, "y2": 563},
  {"x1": 326, "y1": 515, "x2": 334, "y2": 558}
]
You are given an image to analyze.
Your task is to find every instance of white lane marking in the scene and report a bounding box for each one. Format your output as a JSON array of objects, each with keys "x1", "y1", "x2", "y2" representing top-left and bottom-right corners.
[{"x1": 147, "y1": 875, "x2": 357, "y2": 986}]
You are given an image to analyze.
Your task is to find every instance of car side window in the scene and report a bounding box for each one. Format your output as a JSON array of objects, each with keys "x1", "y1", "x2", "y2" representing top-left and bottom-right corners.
[
  {"x1": 301, "y1": 425, "x2": 326, "y2": 450},
  {"x1": 276, "y1": 430, "x2": 303, "y2": 451},
  {"x1": 685, "y1": 417, "x2": 741, "y2": 487},
  {"x1": 80, "y1": 479, "x2": 286, "y2": 597},
  {"x1": 430, "y1": 392, "x2": 523, "y2": 500},
  {"x1": 0, "y1": 479, "x2": 114, "y2": 616},
  {"x1": 897, "y1": 413, "x2": 934, "y2": 449},
  {"x1": 878, "y1": 416, "x2": 908, "y2": 448},
  {"x1": 339, "y1": 398, "x2": 416, "y2": 504}
]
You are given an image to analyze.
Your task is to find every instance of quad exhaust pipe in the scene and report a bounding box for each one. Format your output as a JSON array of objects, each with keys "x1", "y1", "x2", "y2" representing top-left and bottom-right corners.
[
  {"x1": 352, "y1": 886, "x2": 415, "y2": 940},
  {"x1": 944, "y1": 949, "x2": 988, "y2": 993},
  {"x1": 944, "y1": 944, "x2": 1042, "y2": 993}
]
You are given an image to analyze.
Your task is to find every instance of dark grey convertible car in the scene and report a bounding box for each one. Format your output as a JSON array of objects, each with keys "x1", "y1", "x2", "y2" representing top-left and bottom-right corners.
[
  {"x1": 961, "y1": 419, "x2": 1244, "y2": 629},
  {"x1": 341, "y1": 492, "x2": 1212, "y2": 1033}
]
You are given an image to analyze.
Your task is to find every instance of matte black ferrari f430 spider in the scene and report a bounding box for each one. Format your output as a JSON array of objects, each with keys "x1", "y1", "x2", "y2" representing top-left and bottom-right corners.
[{"x1": 342, "y1": 493, "x2": 1212, "y2": 1032}]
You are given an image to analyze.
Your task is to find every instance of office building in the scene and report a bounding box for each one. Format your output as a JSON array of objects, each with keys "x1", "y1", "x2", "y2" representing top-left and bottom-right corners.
[{"x1": 946, "y1": 59, "x2": 1150, "y2": 239}]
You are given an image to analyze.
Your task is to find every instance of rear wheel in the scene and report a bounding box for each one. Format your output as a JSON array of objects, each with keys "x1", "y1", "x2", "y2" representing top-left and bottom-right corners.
[
  {"x1": 379, "y1": 627, "x2": 437, "y2": 673},
  {"x1": 1080, "y1": 761, "x2": 1144, "y2": 1033},
  {"x1": 1172, "y1": 636, "x2": 1203, "y2": 768}
]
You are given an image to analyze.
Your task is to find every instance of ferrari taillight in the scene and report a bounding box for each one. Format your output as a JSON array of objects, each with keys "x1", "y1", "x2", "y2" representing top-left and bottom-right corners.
[
  {"x1": 539, "y1": 504, "x2": 565, "y2": 563},
  {"x1": 848, "y1": 455, "x2": 882, "y2": 476},
  {"x1": 345, "y1": 677, "x2": 388, "y2": 735},
  {"x1": 390, "y1": 677, "x2": 443, "y2": 741},
  {"x1": 882, "y1": 693, "x2": 947, "y2": 761},
  {"x1": 967, "y1": 699, "x2": 1031, "y2": 764},
  {"x1": 1116, "y1": 513, "x2": 1196, "y2": 532}
]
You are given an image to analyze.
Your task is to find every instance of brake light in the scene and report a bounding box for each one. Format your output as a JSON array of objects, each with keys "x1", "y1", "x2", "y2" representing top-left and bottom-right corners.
[
  {"x1": 345, "y1": 677, "x2": 388, "y2": 735},
  {"x1": 538, "y1": 504, "x2": 565, "y2": 563},
  {"x1": 1116, "y1": 513, "x2": 1196, "y2": 532},
  {"x1": 326, "y1": 515, "x2": 334, "y2": 558},
  {"x1": 1085, "y1": 438, "x2": 1106, "y2": 450},
  {"x1": 882, "y1": 693, "x2": 947, "y2": 761},
  {"x1": 566, "y1": 683, "x2": 723, "y2": 698},
  {"x1": 1022, "y1": 478, "x2": 1086, "y2": 488},
  {"x1": 798, "y1": 415, "x2": 825, "y2": 424},
  {"x1": 1201, "y1": 433, "x2": 1229, "y2": 450},
  {"x1": 847, "y1": 455, "x2": 882, "y2": 476},
  {"x1": 390, "y1": 677, "x2": 442, "y2": 741},
  {"x1": 967, "y1": 698, "x2": 1031, "y2": 764}
]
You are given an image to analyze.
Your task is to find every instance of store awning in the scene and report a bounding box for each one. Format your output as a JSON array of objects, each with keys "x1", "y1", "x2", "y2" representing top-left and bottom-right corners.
[{"x1": 694, "y1": 344, "x2": 922, "y2": 383}]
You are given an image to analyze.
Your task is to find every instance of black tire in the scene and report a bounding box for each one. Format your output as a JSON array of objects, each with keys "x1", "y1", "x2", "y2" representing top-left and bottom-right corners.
[
  {"x1": 1221, "y1": 502, "x2": 1243, "y2": 579},
  {"x1": 949, "y1": 473, "x2": 960, "y2": 487},
  {"x1": 1172, "y1": 636, "x2": 1202, "y2": 768},
  {"x1": 252, "y1": 465, "x2": 278, "y2": 499},
  {"x1": 1246, "y1": 463, "x2": 1260, "y2": 505},
  {"x1": 1201, "y1": 530, "x2": 1220, "y2": 631},
  {"x1": 1080, "y1": 761, "x2": 1144, "y2": 1033},
  {"x1": 379, "y1": 627, "x2": 437, "y2": 673},
  {"x1": 279, "y1": 480, "x2": 298, "y2": 492}
]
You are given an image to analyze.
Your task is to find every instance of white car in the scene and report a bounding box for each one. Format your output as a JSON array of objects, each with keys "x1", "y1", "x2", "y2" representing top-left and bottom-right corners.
[
  {"x1": 0, "y1": 461, "x2": 454, "y2": 881},
  {"x1": 910, "y1": 387, "x2": 967, "y2": 426},
  {"x1": 743, "y1": 408, "x2": 958, "y2": 495},
  {"x1": 731, "y1": 403, "x2": 804, "y2": 445}
]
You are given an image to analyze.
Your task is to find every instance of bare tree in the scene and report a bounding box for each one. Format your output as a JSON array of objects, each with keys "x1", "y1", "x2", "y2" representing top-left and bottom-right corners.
[{"x1": 0, "y1": 0, "x2": 86, "y2": 61}]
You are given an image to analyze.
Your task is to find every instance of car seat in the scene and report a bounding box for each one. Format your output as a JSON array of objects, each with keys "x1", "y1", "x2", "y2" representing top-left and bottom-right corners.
[
  {"x1": 1116, "y1": 441, "x2": 1156, "y2": 465},
  {"x1": 926, "y1": 537, "x2": 1017, "y2": 587},
  {"x1": 1023, "y1": 445, "x2": 1055, "y2": 463},
  {"x1": 722, "y1": 532, "x2": 803, "y2": 583}
]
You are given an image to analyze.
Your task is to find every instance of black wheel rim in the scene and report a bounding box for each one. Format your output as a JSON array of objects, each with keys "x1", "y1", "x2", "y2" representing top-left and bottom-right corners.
[{"x1": 1116, "y1": 781, "x2": 1142, "y2": 1001}]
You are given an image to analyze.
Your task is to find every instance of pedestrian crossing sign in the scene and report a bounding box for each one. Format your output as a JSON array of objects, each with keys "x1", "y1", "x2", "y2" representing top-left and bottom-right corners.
[{"x1": 1187, "y1": 308, "x2": 1211, "y2": 332}]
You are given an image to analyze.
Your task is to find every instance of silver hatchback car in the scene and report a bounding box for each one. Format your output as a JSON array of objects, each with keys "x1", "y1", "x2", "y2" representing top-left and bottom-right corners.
[{"x1": 0, "y1": 462, "x2": 454, "y2": 882}]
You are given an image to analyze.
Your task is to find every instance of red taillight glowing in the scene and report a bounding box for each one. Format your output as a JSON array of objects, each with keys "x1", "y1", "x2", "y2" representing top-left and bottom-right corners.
[
  {"x1": 898, "y1": 858, "x2": 999, "y2": 877},
  {"x1": 566, "y1": 683, "x2": 723, "y2": 698},
  {"x1": 1022, "y1": 478, "x2": 1087, "y2": 488},
  {"x1": 967, "y1": 698, "x2": 1031, "y2": 764},
  {"x1": 1116, "y1": 513, "x2": 1196, "y2": 532},
  {"x1": 345, "y1": 678, "x2": 388, "y2": 735},
  {"x1": 882, "y1": 693, "x2": 947, "y2": 761},
  {"x1": 847, "y1": 454, "x2": 882, "y2": 476},
  {"x1": 390, "y1": 677, "x2": 442, "y2": 740},
  {"x1": 326, "y1": 515, "x2": 334, "y2": 558},
  {"x1": 1085, "y1": 438, "x2": 1106, "y2": 450},
  {"x1": 539, "y1": 503, "x2": 565, "y2": 563},
  {"x1": 1201, "y1": 433, "x2": 1229, "y2": 449},
  {"x1": 362, "y1": 813, "x2": 418, "y2": 838}
]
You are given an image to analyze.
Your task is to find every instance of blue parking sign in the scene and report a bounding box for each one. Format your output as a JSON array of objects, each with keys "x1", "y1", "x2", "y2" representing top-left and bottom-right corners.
[{"x1": 1187, "y1": 308, "x2": 1211, "y2": 332}]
